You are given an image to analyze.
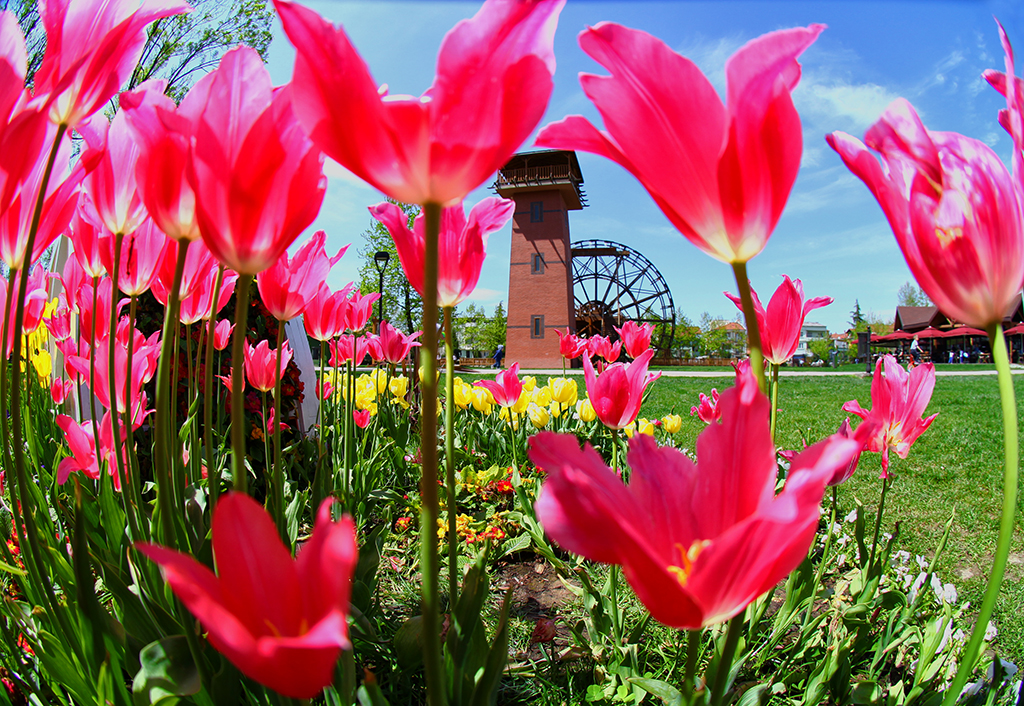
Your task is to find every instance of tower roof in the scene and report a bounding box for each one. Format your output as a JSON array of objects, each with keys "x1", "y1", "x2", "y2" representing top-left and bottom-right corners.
[{"x1": 494, "y1": 149, "x2": 587, "y2": 210}]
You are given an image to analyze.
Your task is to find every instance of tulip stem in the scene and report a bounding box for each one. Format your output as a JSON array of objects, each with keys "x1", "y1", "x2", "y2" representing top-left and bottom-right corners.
[
  {"x1": 313, "y1": 339, "x2": 326, "y2": 511},
  {"x1": 272, "y1": 322, "x2": 287, "y2": 543},
  {"x1": 154, "y1": 242, "x2": 191, "y2": 546},
  {"x1": 443, "y1": 306, "x2": 458, "y2": 604},
  {"x1": 943, "y1": 323, "x2": 1019, "y2": 706},
  {"x1": 731, "y1": 261, "x2": 767, "y2": 393},
  {"x1": 107, "y1": 231, "x2": 135, "y2": 538},
  {"x1": 800, "y1": 486, "x2": 838, "y2": 635},
  {"x1": 205, "y1": 267, "x2": 225, "y2": 511},
  {"x1": 683, "y1": 629, "x2": 701, "y2": 705},
  {"x1": 867, "y1": 475, "x2": 890, "y2": 575},
  {"x1": 708, "y1": 613, "x2": 743, "y2": 706},
  {"x1": 418, "y1": 202, "x2": 444, "y2": 706},
  {"x1": 231, "y1": 273, "x2": 254, "y2": 494},
  {"x1": 769, "y1": 363, "x2": 780, "y2": 445}
]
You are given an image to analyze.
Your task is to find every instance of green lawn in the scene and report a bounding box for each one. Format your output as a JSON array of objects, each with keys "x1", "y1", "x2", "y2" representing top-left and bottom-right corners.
[{"x1": 638, "y1": 372, "x2": 1024, "y2": 663}]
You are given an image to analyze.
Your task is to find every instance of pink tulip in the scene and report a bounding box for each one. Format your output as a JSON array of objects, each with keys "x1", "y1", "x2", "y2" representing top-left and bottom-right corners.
[
  {"x1": 475, "y1": 362, "x2": 524, "y2": 408},
  {"x1": 213, "y1": 320, "x2": 234, "y2": 351},
  {"x1": 555, "y1": 328, "x2": 586, "y2": 360},
  {"x1": 826, "y1": 418, "x2": 873, "y2": 487},
  {"x1": 302, "y1": 284, "x2": 351, "y2": 342},
  {"x1": 188, "y1": 47, "x2": 326, "y2": 275},
  {"x1": 0, "y1": 118, "x2": 82, "y2": 270},
  {"x1": 137, "y1": 493, "x2": 357, "y2": 699},
  {"x1": 244, "y1": 340, "x2": 294, "y2": 393},
  {"x1": 78, "y1": 101, "x2": 147, "y2": 237},
  {"x1": 45, "y1": 297, "x2": 72, "y2": 342},
  {"x1": 329, "y1": 334, "x2": 371, "y2": 368},
  {"x1": 151, "y1": 238, "x2": 219, "y2": 307},
  {"x1": 68, "y1": 205, "x2": 107, "y2": 280},
  {"x1": 582, "y1": 350, "x2": 659, "y2": 431},
  {"x1": 369, "y1": 198, "x2": 513, "y2": 307},
  {"x1": 50, "y1": 378, "x2": 74, "y2": 405},
  {"x1": 120, "y1": 78, "x2": 202, "y2": 242},
  {"x1": 690, "y1": 389, "x2": 720, "y2": 424},
  {"x1": 260, "y1": 407, "x2": 290, "y2": 435},
  {"x1": 178, "y1": 266, "x2": 238, "y2": 326},
  {"x1": 377, "y1": 321, "x2": 422, "y2": 365},
  {"x1": 33, "y1": 0, "x2": 189, "y2": 127},
  {"x1": 353, "y1": 409, "x2": 371, "y2": 429},
  {"x1": 537, "y1": 23, "x2": 823, "y2": 265},
  {"x1": 258, "y1": 230, "x2": 347, "y2": 322},
  {"x1": 316, "y1": 378, "x2": 333, "y2": 401},
  {"x1": 276, "y1": 0, "x2": 563, "y2": 206},
  {"x1": 99, "y1": 218, "x2": 169, "y2": 297},
  {"x1": 341, "y1": 290, "x2": 379, "y2": 333},
  {"x1": 216, "y1": 373, "x2": 233, "y2": 395},
  {"x1": 827, "y1": 98, "x2": 1024, "y2": 329},
  {"x1": 842, "y1": 355, "x2": 937, "y2": 477},
  {"x1": 614, "y1": 321, "x2": 654, "y2": 359},
  {"x1": 75, "y1": 275, "x2": 115, "y2": 345},
  {"x1": 725, "y1": 275, "x2": 832, "y2": 365},
  {"x1": 530, "y1": 364, "x2": 863, "y2": 629},
  {"x1": 0, "y1": 265, "x2": 49, "y2": 357},
  {"x1": 55, "y1": 415, "x2": 101, "y2": 484},
  {"x1": 587, "y1": 335, "x2": 621, "y2": 364}
]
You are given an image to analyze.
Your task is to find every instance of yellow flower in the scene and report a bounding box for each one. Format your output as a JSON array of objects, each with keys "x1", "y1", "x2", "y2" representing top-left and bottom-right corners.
[
  {"x1": 637, "y1": 418, "x2": 655, "y2": 436},
  {"x1": 549, "y1": 401, "x2": 563, "y2": 418},
  {"x1": 662, "y1": 413, "x2": 682, "y2": 434},
  {"x1": 31, "y1": 349, "x2": 52, "y2": 383},
  {"x1": 528, "y1": 403, "x2": 550, "y2": 429},
  {"x1": 549, "y1": 377, "x2": 578, "y2": 406},
  {"x1": 453, "y1": 380, "x2": 472, "y2": 410},
  {"x1": 498, "y1": 407, "x2": 520, "y2": 429},
  {"x1": 522, "y1": 375, "x2": 537, "y2": 392},
  {"x1": 576, "y1": 398, "x2": 596, "y2": 423},
  {"x1": 418, "y1": 364, "x2": 441, "y2": 383},
  {"x1": 510, "y1": 389, "x2": 530, "y2": 415},
  {"x1": 389, "y1": 374, "x2": 409, "y2": 400},
  {"x1": 623, "y1": 420, "x2": 637, "y2": 438},
  {"x1": 471, "y1": 388, "x2": 493, "y2": 415},
  {"x1": 531, "y1": 385, "x2": 552, "y2": 407},
  {"x1": 370, "y1": 368, "x2": 389, "y2": 394}
]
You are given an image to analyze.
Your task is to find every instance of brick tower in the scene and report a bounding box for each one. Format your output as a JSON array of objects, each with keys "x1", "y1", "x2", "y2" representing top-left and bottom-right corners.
[{"x1": 495, "y1": 150, "x2": 586, "y2": 369}]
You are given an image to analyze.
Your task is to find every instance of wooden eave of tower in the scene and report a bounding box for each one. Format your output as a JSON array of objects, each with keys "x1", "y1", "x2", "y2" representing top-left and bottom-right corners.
[{"x1": 493, "y1": 149, "x2": 588, "y2": 210}]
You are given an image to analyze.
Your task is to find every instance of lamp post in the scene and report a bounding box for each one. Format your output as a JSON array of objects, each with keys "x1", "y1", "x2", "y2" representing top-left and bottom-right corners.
[{"x1": 374, "y1": 250, "x2": 390, "y2": 326}]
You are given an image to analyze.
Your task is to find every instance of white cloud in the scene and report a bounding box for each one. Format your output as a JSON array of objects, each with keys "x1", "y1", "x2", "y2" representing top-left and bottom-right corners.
[{"x1": 796, "y1": 78, "x2": 900, "y2": 133}]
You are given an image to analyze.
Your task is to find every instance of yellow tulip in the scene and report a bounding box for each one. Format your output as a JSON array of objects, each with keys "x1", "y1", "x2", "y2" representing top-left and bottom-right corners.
[
  {"x1": 576, "y1": 398, "x2": 596, "y2": 423},
  {"x1": 637, "y1": 418, "x2": 655, "y2": 436},
  {"x1": 522, "y1": 375, "x2": 537, "y2": 392},
  {"x1": 528, "y1": 403, "x2": 550, "y2": 429},
  {"x1": 531, "y1": 385, "x2": 552, "y2": 407},
  {"x1": 662, "y1": 413, "x2": 682, "y2": 434},
  {"x1": 549, "y1": 377, "x2": 578, "y2": 406},
  {"x1": 389, "y1": 375, "x2": 410, "y2": 400}
]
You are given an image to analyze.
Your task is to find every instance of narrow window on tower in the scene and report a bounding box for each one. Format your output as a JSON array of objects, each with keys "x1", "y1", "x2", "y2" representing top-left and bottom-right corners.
[
  {"x1": 530, "y1": 201, "x2": 543, "y2": 223},
  {"x1": 530, "y1": 253, "x2": 545, "y2": 275},
  {"x1": 531, "y1": 315, "x2": 545, "y2": 339}
]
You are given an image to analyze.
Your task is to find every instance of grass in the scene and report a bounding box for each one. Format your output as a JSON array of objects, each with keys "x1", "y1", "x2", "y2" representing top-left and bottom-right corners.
[{"x1": 639, "y1": 371, "x2": 1024, "y2": 664}]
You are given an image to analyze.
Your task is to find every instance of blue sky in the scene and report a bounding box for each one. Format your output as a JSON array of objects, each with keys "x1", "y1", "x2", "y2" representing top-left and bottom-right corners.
[{"x1": 265, "y1": 0, "x2": 1024, "y2": 334}]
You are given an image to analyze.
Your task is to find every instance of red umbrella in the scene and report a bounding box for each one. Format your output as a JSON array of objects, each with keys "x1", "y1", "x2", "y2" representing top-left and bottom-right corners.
[
  {"x1": 941, "y1": 326, "x2": 987, "y2": 337},
  {"x1": 1003, "y1": 323, "x2": 1024, "y2": 336},
  {"x1": 878, "y1": 330, "x2": 913, "y2": 341},
  {"x1": 915, "y1": 327, "x2": 945, "y2": 338}
]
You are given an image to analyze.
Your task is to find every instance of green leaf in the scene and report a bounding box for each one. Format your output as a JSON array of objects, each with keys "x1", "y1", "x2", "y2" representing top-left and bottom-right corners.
[
  {"x1": 132, "y1": 636, "x2": 201, "y2": 706},
  {"x1": 627, "y1": 677, "x2": 683, "y2": 706}
]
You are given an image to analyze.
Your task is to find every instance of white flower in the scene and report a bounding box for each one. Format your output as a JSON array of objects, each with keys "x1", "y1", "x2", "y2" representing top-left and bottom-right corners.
[
  {"x1": 987, "y1": 659, "x2": 1018, "y2": 682},
  {"x1": 985, "y1": 621, "x2": 998, "y2": 641},
  {"x1": 845, "y1": 509, "x2": 858, "y2": 523}
]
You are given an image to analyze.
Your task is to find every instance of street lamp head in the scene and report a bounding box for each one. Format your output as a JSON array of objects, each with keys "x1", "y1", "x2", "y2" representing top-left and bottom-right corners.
[{"x1": 374, "y1": 250, "x2": 391, "y2": 274}]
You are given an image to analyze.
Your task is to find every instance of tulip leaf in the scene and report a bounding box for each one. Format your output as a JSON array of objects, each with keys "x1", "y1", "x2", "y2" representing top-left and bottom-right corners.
[
  {"x1": 627, "y1": 677, "x2": 683, "y2": 706},
  {"x1": 132, "y1": 636, "x2": 201, "y2": 706}
]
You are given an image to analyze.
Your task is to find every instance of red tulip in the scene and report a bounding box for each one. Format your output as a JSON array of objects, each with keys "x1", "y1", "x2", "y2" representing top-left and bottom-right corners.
[
  {"x1": 213, "y1": 320, "x2": 234, "y2": 351},
  {"x1": 613, "y1": 321, "x2": 654, "y2": 359},
  {"x1": 151, "y1": 238, "x2": 218, "y2": 307},
  {"x1": 188, "y1": 47, "x2": 326, "y2": 275},
  {"x1": 690, "y1": 388, "x2": 720, "y2": 424},
  {"x1": 369, "y1": 198, "x2": 514, "y2": 307},
  {"x1": 68, "y1": 206, "x2": 107, "y2": 279},
  {"x1": 725, "y1": 275, "x2": 832, "y2": 365},
  {"x1": 120, "y1": 78, "x2": 202, "y2": 242},
  {"x1": 303, "y1": 284, "x2": 351, "y2": 342},
  {"x1": 582, "y1": 350, "x2": 659, "y2": 431},
  {"x1": 530, "y1": 364, "x2": 863, "y2": 629},
  {"x1": 33, "y1": 0, "x2": 189, "y2": 128},
  {"x1": 55, "y1": 415, "x2": 100, "y2": 484},
  {"x1": 377, "y1": 321, "x2": 422, "y2": 366},
  {"x1": 827, "y1": 98, "x2": 1024, "y2": 329},
  {"x1": 316, "y1": 378, "x2": 333, "y2": 401},
  {"x1": 45, "y1": 297, "x2": 71, "y2": 342},
  {"x1": 50, "y1": 378, "x2": 73, "y2": 405},
  {"x1": 258, "y1": 230, "x2": 347, "y2": 322},
  {"x1": 555, "y1": 328, "x2": 586, "y2": 360},
  {"x1": 276, "y1": 0, "x2": 563, "y2": 206},
  {"x1": 137, "y1": 493, "x2": 357, "y2": 699},
  {"x1": 536, "y1": 23, "x2": 823, "y2": 265},
  {"x1": 178, "y1": 266, "x2": 238, "y2": 326},
  {"x1": 842, "y1": 354, "x2": 937, "y2": 477},
  {"x1": 475, "y1": 362, "x2": 524, "y2": 408},
  {"x1": 244, "y1": 340, "x2": 294, "y2": 394}
]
